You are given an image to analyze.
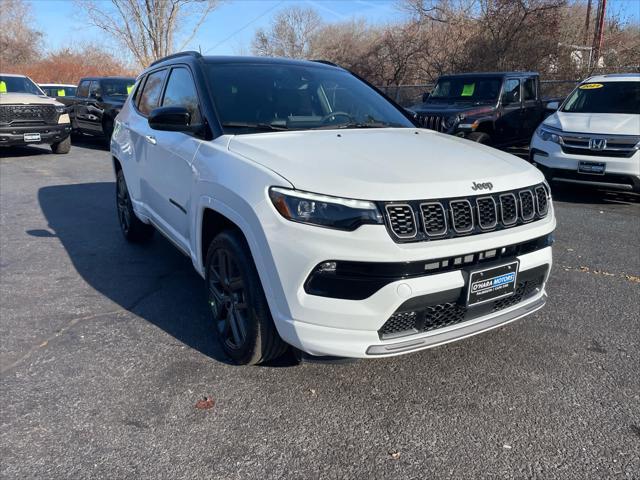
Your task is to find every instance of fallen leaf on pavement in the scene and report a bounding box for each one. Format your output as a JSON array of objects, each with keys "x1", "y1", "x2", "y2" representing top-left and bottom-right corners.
[{"x1": 195, "y1": 396, "x2": 215, "y2": 410}]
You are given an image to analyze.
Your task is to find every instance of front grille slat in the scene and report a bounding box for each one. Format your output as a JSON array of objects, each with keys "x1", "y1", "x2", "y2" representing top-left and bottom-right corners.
[
  {"x1": 450, "y1": 200, "x2": 474, "y2": 233},
  {"x1": 534, "y1": 186, "x2": 549, "y2": 216},
  {"x1": 385, "y1": 204, "x2": 417, "y2": 239},
  {"x1": 0, "y1": 105, "x2": 58, "y2": 125},
  {"x1": 382, "y1": 184, "x2": 549, "y2": 243},
  {"x1": 420, "y1": 202, "x2": 447, "y2": 237},
  {"x1": 477, "y1": 197, "x2": 497, "y2": 230},
  {"x1": 519, "y1": 190, "x2": 535, "y2": 222}
]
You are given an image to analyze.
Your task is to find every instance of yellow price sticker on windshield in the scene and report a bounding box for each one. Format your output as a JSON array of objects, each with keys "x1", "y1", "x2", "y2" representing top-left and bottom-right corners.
[
  {"x1": 0, "y1": 81, "x2": 7, "y2": 93},
  {"x1": 57, "y1": 89, "x2": 66, "y2": 96},
  {"x1": 126, "y1": 85, "x2": 133, "y2": 94},
  {"x1": 579, "y1": 83, "x2": 603, "y2": 90},
  {"x1": 461, "y1": 83, "x2": 475, "y2": 96}
]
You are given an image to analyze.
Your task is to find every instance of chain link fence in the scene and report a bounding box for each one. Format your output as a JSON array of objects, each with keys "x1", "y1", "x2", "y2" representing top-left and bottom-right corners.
[{"x1": 379, "y1": 80, "x2": 580, "y2": 108}]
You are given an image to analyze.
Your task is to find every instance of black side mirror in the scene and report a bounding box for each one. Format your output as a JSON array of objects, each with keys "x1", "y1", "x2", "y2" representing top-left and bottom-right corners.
[{"x1": 148, "y1": 106, "x2": 201, "y2": 133}]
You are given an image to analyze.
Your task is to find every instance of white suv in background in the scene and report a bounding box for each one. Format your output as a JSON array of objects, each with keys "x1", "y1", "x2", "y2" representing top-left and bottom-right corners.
[
  {"x1": 531, "y1": 74, "x2": 640, "y2": 193},
  {"x1": 111, "y1": 52, "x2": 555, "y2": 364}
]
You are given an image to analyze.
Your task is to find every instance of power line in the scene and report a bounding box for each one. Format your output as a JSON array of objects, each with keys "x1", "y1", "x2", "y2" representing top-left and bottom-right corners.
[{"x1": 204, "y1": 1, "x2": 285, "y2": 54}]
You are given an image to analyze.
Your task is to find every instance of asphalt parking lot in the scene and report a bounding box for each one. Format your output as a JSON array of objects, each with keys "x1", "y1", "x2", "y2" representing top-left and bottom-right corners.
[{"x1": 1, "y1": 139, "x2": 639, "y2": 479}]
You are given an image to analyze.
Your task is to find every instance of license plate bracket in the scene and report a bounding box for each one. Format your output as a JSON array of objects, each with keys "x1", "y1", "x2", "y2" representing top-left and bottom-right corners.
[
  {"x1": 578, "y1": 161, "x2": 606, "y2": 175},
  {"x1": 467, "y1": 261, "x2": 519, "y2": 307},
  {"x1": 23, "y1": 133, "x2": 41, "y2": 143}
]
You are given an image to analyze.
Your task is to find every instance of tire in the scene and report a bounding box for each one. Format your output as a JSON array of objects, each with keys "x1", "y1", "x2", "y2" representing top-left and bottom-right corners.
[
  {"x1": 467, "y1": 132, "x2": 492, "y2": 145},
  {"x1": 116, "y1": 169, "x2": 154, "y2": 243},
  {"x1": 205, "y1": 230, "x2": 288, "y2": 365},
  {"x1": 103, "y1": 117, "x2": 114, "y2": 140},
  {"x1": 51, "y1": 136, "x2": 71, "y2": 154}
]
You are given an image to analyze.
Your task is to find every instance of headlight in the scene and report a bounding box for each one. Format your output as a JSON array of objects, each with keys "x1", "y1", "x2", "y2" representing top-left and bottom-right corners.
[
  {"x1": 536, "y1": 125, "x2": 562, "y2": 144},
  {"x1": 55, "y1": 106, "x2": 66, "y2": 114},
  {"x1": 269, "y1": 187, "x2": 383, "y2": 231},
  {"x1": 443, "y1": 115, "x2": 459, "y2": 129}
]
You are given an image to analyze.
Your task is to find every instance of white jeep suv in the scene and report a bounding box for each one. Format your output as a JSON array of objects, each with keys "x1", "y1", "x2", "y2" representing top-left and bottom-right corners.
[
  {"x1": 531, "y1": 74, "x2": 640, "y2": 193},
  {"x1": 111, "y1": 53, "x2": 555, "y2": 364}
]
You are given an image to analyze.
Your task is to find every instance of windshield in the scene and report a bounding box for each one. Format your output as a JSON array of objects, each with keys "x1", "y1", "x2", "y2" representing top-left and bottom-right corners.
[
  {"x1": 205, "y1": 63, "x2": 413, "y2": 133},
  {"x1": 0, "y1": 75, "x2": 44, "y2": 95},
  {"x1": 101, "y1": 79, "x2": 135, "y2": 97},
  {"x1": 562, "y1": 81, "x2": 640, "y2": 114},
  {"x1": 429, "y1": 77, "x2": 501, "y2": 103},
  {"x1": 41, "y1": 86, "x2": 76, "y2": 97}
]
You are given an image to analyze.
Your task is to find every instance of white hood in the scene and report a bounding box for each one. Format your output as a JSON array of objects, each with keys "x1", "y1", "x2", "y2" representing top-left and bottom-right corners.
[
  {"x1": 228, "y1": 128, "x2": 544, "y2": 201},
  {"x1": 0, "y1": 92, "x2": 63, "y2": 107},
  {"x1": 544, "y1": 111, "x2": 640, "y2": 136}
]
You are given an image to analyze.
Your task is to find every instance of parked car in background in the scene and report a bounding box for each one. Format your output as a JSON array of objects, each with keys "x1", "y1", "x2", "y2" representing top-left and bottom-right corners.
[
  {"x1": 0, "y1": 73, "x2": 72, "y2": 153},
  {"x1": 58, "y1": 76, "x2": 135, "y2": 139},
  {"x1": 410, "y1": 72, "x2": 560, "y2": 147},
  {"x1": 39, "y1": 83, "x2": 77, "y2": 99},
  {"x1": 531, "y1": 74, "x2": 640, "y2": 194},
  {"x1": 111, "y1": 52, "x2": 555, "y2": 365}
]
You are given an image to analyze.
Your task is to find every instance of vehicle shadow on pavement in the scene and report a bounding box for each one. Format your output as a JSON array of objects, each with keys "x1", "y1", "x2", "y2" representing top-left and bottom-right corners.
[
  {"x1": 550, "y1": 183, "x2": 639, "y2": 205},
  {"x1": 35, "y1": 182, "x2": 238, "y2": 365},
  {"x1": 1, "y1": 145, "x2": 53, "y2": 157},
  {"x1": 70, "y1": 134, "x2": 110, "y2": 151}
]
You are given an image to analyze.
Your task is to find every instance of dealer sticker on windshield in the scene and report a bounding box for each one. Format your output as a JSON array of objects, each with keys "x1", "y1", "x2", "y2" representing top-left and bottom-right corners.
[
  {"x1": 579, "y1": 83, "x2": 604, "y2": 90},
  {"x1": 467, "y1": 261, "x2": 519, "y2": 307}
]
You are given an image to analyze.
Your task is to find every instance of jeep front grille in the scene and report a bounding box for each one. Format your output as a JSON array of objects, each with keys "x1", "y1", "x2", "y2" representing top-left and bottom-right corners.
[
  {"x1": 0, "y1": 104, "x2": 58, "y2": 125},
  {"x1": 415, "y1": 113, "x2": 447, "y2": 132},
  {"x1": 382, "y1": 184, "x2": 550, "y2": 243}
]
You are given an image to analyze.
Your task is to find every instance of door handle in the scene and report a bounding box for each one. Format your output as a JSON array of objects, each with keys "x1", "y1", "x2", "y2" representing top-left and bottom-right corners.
[{"x1": 144, "y1": 135, "x2": 157, "y2": 145}]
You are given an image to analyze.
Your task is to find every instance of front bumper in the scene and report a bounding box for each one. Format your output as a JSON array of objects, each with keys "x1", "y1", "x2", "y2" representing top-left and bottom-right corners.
[
  {"x1": 0, "y1": 124, "x2": 71, "y2": 147},
  {"x1": 264, "y1": 206, "x2": 555, "y2": 358},
  {"x1": 530, "y1": 136, "x2": 640, "y2": 192}
]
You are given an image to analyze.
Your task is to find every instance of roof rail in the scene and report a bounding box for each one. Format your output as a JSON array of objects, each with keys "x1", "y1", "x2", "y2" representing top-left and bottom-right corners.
[
  {"x1": 149, "y1": 51, "x2": 202, "y2": 67},
  {"x1": 311, "y1": 59, "x2": 340, "y2": 67}
]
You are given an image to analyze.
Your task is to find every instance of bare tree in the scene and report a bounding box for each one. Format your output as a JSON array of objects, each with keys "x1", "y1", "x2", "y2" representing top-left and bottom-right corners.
[
  {"x1": 0, "y1": 0, "x2": 43, "y2": 66},
  {"x1": 252, "y1": 6, "x2": 322, "y2": 58},
  {"x1": 79, "y1": 0, "x2": 219, "y2": 68}
]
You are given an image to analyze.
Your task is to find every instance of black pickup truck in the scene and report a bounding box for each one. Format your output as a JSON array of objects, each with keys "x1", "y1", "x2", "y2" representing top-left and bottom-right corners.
[
  {"x1": 410, "y1": 72, "x2": 560, "y2": 147},
  {"x1": 58, "y1": 76, "x2": 135, "y2": 139}
]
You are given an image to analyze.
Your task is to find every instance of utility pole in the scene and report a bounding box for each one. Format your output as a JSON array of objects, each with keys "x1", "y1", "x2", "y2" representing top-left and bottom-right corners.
[
  {"x1": 583, "y1": 0, "x2": 592, "y2": 46},
  {"x1": 592, "y1": 0, "x2": 607, "y2": 67}
]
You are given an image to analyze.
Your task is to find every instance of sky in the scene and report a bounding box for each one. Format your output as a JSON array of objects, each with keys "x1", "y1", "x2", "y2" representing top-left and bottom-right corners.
[
  {"x1": 30, "y1": 0, "x2": 403, "y2": 57},
  {"x1": 29, "y1": 0, "x2": 640, "y2": 60}
]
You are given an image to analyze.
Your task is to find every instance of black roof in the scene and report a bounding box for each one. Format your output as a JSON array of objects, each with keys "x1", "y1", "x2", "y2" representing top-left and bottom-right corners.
[
  {"x1": 79, "y1": 76, "x2": 136, "y2": 81},
  {"x1": 147, "y1": 51, "x2": 341, "y2": 71},
  {"x1": 438, "y1": 71, "x2": 538, "y2": 78},
  {"x1": 203, "y1": 55, "x2": 339, "y2": 68}
]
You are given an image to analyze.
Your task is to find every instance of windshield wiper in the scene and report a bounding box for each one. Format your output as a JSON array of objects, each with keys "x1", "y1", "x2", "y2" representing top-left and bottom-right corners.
[
  {"x1": 312, "y1": 122, "x2": 393, "y2": 130},
  {"x1": 221, "y1": 122, "x2": 288, "y2": 132}
]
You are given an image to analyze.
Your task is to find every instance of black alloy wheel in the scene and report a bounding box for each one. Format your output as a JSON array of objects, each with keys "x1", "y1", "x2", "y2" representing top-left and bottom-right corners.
[{"x1": 208, "y1": 248, "x2": 249, "y2": 351}]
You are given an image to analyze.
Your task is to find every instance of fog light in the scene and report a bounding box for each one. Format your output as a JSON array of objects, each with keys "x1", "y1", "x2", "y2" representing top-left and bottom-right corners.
[{"x1": 319, "y1": 261, "x2": 337, "y2": 273}]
